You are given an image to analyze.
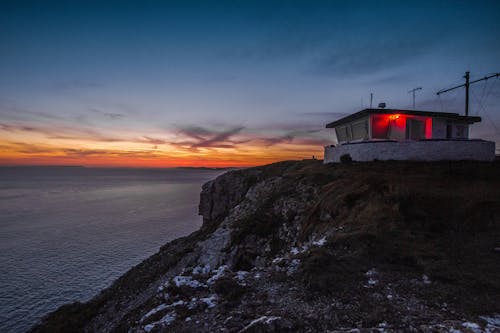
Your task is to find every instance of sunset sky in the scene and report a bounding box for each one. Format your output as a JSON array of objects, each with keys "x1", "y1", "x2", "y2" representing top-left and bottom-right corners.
[{"x1": 1, "y1": 0, "x2": 499, "y2": 167}]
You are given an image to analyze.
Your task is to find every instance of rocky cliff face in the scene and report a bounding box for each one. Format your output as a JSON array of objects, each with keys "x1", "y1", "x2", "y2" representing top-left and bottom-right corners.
[{"x1": 30, "y1": 160, "x2": 500, "y2": 333}]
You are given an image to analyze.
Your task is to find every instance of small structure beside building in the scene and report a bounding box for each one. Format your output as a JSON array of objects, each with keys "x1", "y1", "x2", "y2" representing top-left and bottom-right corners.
[{"x1": 324, "y1": 108, "x2": 495, "y2": 163}]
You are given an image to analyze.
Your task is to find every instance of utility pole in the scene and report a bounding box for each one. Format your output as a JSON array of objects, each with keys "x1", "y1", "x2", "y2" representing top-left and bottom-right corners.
[
  {"x1": 437, "y1": 71, "x2": 500, "y2": 116},
  {"x1": 408, "y1": 87, "x2": 422, "y2": 109},
  {"x1": 370, "y1": 93, "x2": 373, "y2": 108}
]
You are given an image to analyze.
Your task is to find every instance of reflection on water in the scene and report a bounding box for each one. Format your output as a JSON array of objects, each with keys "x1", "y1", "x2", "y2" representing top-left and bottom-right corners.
[{"x1": 0, "y1": 167, "x2": 225, "y2": 333}]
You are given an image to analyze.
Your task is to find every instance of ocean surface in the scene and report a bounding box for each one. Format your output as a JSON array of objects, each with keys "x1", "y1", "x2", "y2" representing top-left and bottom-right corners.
[{"x1": 0, "y1": 167, "x2": 226, "y2": 333}]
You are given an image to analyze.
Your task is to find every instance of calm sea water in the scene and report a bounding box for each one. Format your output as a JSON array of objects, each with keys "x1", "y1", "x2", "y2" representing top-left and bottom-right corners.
[{"x1": 0, "y1": 167, "x2": 225, "y2": 333}]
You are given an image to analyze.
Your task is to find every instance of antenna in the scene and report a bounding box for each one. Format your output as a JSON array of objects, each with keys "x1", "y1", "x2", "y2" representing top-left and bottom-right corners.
[
  {"x1": 437, "y1": 71, "x2": 500, "y2": 116},
  {"x1": 408, "y1": 87, "x2": 422, "y2": 109},
  {"x1": 370, "y1": 93, "x2": 373, "y2": 108}
]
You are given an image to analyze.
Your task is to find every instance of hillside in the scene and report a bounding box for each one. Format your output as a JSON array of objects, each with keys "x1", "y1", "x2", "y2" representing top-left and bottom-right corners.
[{"x1": 30, "y1": 160, "x2": 500, "y2": 332}]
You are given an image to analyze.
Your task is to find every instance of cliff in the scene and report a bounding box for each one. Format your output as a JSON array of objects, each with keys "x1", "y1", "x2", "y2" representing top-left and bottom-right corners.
[{"x1": 30, "y1": 160, "x2": 500, "y2": 332}]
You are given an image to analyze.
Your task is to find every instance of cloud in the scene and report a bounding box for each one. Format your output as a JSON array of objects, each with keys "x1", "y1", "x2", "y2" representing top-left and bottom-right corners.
[
  {"x1": 301, "y1": 111, "x2": 349, "y2": 118},
  {"x1": 310, "y1": 38, "x2": 438, "y2": 77},
  {"x1": 172, "y1": 126, "x2": 246, "y2": 149},
  {"x1": 0, "y1": 121, "x2": 124, "y2": 143},
  {"x1": 0, "y1": 102, "x2": 65, "y2": 121},
  {"x1": 89, "y1": 108, "x2": 125, "y2": 120}
]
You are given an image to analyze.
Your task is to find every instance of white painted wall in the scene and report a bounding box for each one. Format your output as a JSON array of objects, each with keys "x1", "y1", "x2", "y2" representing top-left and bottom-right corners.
[{"x1": 324, "y1": 140, "x2": 496, "y2": 163}]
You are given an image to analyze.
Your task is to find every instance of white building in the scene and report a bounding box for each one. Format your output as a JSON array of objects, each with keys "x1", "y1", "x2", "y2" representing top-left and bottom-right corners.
[{"x1": 324, "y1": 108, "x2": 495, "y2": 163}]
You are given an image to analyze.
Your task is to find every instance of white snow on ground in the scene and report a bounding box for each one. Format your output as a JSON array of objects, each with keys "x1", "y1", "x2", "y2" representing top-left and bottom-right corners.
[
  {"x1": 170, "y1": 300, "x2": 186, "y2": 307},
  {"x1": 236, "y1": 271, "x2": 248, "y2": 280},
  {"x1": 312, "y1": 237, "x2": 327, "y2": 246},
  {"x1": 188, "y1": 297, "x2": 198, "y2": 310},
  {"x1": 287, "y1": 259, "x2": 300, "y2": 275},
  {"x1": 239, "y1": 316, "x2": 281, "y2": 332},
  {"x1": 201, "y1": 295, "x2": 217, "y2": 308},
  {"x1": 462, "y1": 322, "x2": 481, "y2": 333},
  {"x1": 173, "y1": 275, "x2": 205, "y2": 288},
  {"x1": 207, "y1": 265, "x2": 228, "y2": 285},
  {"x1": 272, "y1": 256, "x2": 284, "y2": 263},
  {"x1": 143, "y1": 311, "x2": 177, "y2": 332},
  {"x1": 365, "y1": 268, "x2": 378, "y2": 287},
  {"x1": 142, "y1": 303, "x2": 168, "y2": 319},
  {"x1": 290, "y1": 244, "x2": 309, "y2": 255},
  {"x1": 159, "y1": 311, "x2": 177, "y2": 325},
  {"x1": 192, "y1": 264, "x2": 211, "y2": 275},
  {"x1": 480, "y1": 314, "x2": 500, "y2": 328}
]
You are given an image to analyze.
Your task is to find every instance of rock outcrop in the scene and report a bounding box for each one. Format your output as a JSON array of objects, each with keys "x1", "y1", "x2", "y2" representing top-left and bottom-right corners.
[{"x1": 30, "y1": 160, "x2": 500, "y2": 333}]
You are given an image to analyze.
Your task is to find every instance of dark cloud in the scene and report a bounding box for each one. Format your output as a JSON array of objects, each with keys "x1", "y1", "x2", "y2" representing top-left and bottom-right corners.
[
  {"x1": 258, "y1": 129, "x2": 328, "y2": 147},
  {"x1": 173, "y1": 126, "x2": 246, "y2": 149},
  {"x1": 89, "y1": 108, "x2": 125, "y2": 120}
]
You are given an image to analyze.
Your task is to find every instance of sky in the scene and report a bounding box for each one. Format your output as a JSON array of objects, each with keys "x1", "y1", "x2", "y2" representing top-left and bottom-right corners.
[{"x1": 1, "y1": 0, "x2": 499, "y2": 167}]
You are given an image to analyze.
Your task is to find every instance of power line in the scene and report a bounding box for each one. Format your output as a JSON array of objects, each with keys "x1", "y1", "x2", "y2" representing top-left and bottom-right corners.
[
  {"x1": 408, "y1": 87, "x2": 422, "y2": 109},
  {"x1": 436, "y1": 71, "x2": 500, "y2": 116}
]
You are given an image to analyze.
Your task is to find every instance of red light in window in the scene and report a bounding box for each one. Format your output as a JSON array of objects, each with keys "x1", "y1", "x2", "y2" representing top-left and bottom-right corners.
[{"x1": 389, "y1": 114, "x2": 400, "y2": 120}]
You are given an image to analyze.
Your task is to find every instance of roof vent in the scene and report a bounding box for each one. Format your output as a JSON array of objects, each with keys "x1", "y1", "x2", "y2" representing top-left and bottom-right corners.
[{"x1": 378, "y1": 102, "x2": 386, "y2": 109}]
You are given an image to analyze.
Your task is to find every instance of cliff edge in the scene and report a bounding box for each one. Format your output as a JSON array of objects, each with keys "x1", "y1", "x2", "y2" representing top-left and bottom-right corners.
[{"x1": 30, "y1": 160, "x2": 500, "y2": 332}]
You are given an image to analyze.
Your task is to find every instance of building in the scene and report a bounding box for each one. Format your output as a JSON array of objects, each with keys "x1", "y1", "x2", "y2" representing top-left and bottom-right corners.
[{"x1": 324, "y1": 108, "x2": 495, "y2": 163}]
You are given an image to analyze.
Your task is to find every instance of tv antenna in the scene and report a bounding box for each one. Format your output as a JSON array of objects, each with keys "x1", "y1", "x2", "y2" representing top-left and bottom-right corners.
[
  {"x1": 437, "y1": 71, "x2": 500, "y2": 116},
  {"x1": 408, "y1": 87, "x2": 422, "y2": 109}
]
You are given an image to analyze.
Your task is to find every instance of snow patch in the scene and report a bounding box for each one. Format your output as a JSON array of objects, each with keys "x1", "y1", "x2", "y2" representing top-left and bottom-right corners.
[
  {"x1": 461, "y1": 322, "x2": 481, "y2": 333},
  {"x1": 192, "y1": 264, "x2": 211, "y2": 275},
  {"x1": 201, "y1": 295, "x2": 218, "y2": 308},
  {"x1": 170, "y1": 300, "x2": 186, "y2": 307},
  {"x1": 287, "y1": 259, "x2": 300, "y2": 275},
  {"x1": 240, "y1": 316, "x2": 281, "y2": 331},
  {"x1": 312, "y1": 237, "x2": 327, "y2": 246},
  {"x1": 290, "y1": 244, "x2": 309, "y2": 255},
  {"x1": 159, "y1": 311, "x2": 177, "y2": 326},
  {"x1": 236, "y1": 271, "x2": 248, "y2": 280},
  {"x1": 272, "y1": 257, "x2": 284, "y2": 264},
  {"x1": 173, "y1": 275, "x2": 205, "y2": 288},
  {"x1": 143, "y1": 311, "x2": 177, "y2": 331},
  {"x1": 364, "y1": 268, "x2": 378, "y2": 287},
  {"x1": 480, "y1": 314, "x2": 500, "y2": 328},
  {"x1": 207, "y1": 265, "x2": 228, "y2": 285},
  {"x1": 143, "y1": 303, "x2": 168, "y2": 319}
]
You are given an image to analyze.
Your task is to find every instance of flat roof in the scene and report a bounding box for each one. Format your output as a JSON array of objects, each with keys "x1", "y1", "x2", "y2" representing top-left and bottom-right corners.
[{"x1": 325, "y1": 109, "x2": 482, "y2": 128}]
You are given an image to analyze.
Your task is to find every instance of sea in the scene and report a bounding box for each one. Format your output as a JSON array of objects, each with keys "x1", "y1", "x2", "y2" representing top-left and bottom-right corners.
[{"x1": 0, "y1": 166, "x2": 226, "y2": 333}]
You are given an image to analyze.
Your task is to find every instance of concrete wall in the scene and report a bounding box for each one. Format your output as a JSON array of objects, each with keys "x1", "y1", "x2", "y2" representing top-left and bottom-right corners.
[{"x1": 324, "y1": 140, "x2": 496, "y2": 163}]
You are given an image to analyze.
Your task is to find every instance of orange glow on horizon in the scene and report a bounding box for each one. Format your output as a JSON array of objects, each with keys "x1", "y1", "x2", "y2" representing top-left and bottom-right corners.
[{"x1": 0, "y1": 139, "x2": 326, "y2": 168}]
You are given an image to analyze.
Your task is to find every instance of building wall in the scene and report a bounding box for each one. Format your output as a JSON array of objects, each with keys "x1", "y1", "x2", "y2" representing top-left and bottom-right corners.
[
  {"x1": 324, "y1": 140, "x2": 495, "y2": 163},
  {"x1": 432, "y1": 118, "x2": 447, "y2": 139}
]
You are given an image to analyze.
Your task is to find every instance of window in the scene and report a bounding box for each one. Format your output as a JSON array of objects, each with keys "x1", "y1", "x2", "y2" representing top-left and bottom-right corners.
[
  {"x1": 335, "y1": 126, "x2": 349, "y2": 142},
  {"x1": 351, "y1": 120, "x2": 368, "y2": 140}
]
